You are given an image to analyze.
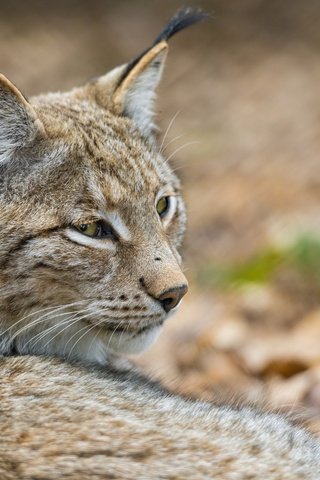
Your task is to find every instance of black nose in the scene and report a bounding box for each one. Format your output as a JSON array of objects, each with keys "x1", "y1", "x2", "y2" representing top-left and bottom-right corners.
[{"x1": 158, "y1": 284, "x2": 188, "y2": 313}]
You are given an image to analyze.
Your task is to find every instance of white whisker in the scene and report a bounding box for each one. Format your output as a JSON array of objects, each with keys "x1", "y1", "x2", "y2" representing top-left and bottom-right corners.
[
  {"x1": 62, "y1": 310, "x2": 106, "y2": 353},
  {"x1": 161, "y1": 133, "x2": 186, "y2": 153},
  {"x1": 10, "y1": 304, "x2": 88, "y2": 343},
  {"x1": 28, "y1": 309, "x2": 92, "y2": 350},
  {"x1": 67, "y1": 320, "x2": 102, "y2": 360},
  {"x1": 159, "y1": 110, "x2": 180, "y2": 154},
  {"x1": 25, "y1": 316, "x2": 80, "y2": 351},
  {"x1": 87, "y1": 325, "x2": 104, "y2": 356},
  {"x1": 106, "y1": 321, "x2": 127, "y2": 351},
  {"x1": 1, "y1": 300, "x2": 88, "y2": 338},
  {"x1": 165, "y1": 141, "x2": 201, "y2": 164}
]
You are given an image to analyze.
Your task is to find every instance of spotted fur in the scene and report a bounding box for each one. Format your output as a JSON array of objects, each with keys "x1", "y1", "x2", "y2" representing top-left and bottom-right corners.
[{"x1": 0, "y1": 8, "x2": 319, "y2": 479}]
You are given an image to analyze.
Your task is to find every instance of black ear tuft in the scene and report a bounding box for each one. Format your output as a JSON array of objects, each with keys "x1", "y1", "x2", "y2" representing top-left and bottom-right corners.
[
  {"x1": 152, "y1": 7, "x2": 210, "y2": 45},
  {"x1": 118, "y1": 8, "x2": 210, "y2": 87},
  {"x1": 109, "y1": 8, "x2": 209, "y2": 138}
]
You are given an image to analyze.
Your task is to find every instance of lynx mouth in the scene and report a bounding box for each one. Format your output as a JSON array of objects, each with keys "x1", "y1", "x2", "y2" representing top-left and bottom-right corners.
[
  {"x1": 135, "y1": 320, "x2": 165, "y2": 336},
  {"x1": 99, "y1": 319, "x2": 165, "y2": 355},
  {"x1": 103, "y1": 319, "x2": 164, "y2": 336}
]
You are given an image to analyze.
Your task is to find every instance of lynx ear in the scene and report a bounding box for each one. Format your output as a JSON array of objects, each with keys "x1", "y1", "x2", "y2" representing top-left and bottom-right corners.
[
  {"x1": 88, "y1": 8, "x2": 208, "y2": 138},
  {"x1": 112, "y1": 42, "x2": 168, "y2": 137},
  {"x1": 0, "y1": 74, "x2": 45, "y2": 161}
]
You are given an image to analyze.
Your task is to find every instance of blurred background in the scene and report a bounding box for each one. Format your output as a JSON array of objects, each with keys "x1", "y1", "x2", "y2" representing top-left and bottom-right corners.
[{"x1": 2, "y1": 0, "x2": 320, "y2": 431}]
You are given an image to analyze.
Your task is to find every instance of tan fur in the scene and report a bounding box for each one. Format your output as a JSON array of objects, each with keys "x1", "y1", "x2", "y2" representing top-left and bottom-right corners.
[
  {"x1": 0, "y1": 9, "x2": 319, "y2": 479},
  {"x1": 1, "y1": 355, "x2": 320, "y2": 479}
]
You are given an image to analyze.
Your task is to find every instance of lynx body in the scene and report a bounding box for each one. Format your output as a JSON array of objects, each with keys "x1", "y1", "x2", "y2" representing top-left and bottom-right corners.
[
  {"x1": 0, "y1": 9, "x2": 319, "y2": 479},
  {"x1": 0, "y1": 355, "x2": 319, "y2": 480}
]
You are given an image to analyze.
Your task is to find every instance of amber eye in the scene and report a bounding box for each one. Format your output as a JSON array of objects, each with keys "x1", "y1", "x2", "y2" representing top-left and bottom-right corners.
[
  {"x1": 74, "y1": 221, "x2": 116, "y2": 240},
  {"x1": 156, "y1": 197, "x2": 170, "y2": 217}
]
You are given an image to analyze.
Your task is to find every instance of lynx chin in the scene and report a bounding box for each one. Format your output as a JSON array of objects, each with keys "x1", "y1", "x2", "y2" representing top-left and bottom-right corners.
[{"x1": 0, "y1": 8, "x2": 319, "y2": 480}]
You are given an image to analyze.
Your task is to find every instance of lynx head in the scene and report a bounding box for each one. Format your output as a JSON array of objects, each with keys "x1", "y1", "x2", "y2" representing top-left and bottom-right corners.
[{"x1": 0, "y1": 9, "x2": 206, "y2": 364}]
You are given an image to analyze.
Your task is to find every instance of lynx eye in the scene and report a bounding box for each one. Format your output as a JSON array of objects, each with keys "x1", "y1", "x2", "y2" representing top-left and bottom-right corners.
[
  {"x1": 75, "y1": 221, "x2": 116, "y2": 240},
  {"x1": 76, "y1": 223, "x2": 98, "y2": 237},
  {"x1": 156, "y1": 196, "x2": 170, "y2": 217}
]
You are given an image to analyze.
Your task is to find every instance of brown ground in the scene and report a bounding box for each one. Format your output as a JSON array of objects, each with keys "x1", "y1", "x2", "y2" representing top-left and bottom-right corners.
[{"x1": 1, "y1": 0, "x2": 320, "y2": 433}]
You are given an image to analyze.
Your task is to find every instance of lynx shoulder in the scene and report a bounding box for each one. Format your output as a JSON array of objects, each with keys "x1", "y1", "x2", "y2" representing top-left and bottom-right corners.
[{"x1": 0, "y1": 9, "x2": 319, "y2": 479}]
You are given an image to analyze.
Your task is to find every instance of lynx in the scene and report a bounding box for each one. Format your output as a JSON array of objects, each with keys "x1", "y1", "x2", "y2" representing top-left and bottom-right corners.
[{"x1": 0, "y1": 9, "x2": 319, "y2": 480}]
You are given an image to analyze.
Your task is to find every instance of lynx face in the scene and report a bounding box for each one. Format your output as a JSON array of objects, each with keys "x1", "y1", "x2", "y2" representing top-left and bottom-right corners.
[{"x1": 0, "y1": 10, "x2": 206, "y2": 363}]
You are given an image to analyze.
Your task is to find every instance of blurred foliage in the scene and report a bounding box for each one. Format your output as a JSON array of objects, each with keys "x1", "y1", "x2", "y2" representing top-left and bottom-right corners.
[
  {"x1": 197, "y1": 234, "x2": 320, "y2": 289},
  {"x1": 291, "y1": 236, "x2": 320, "y2": 282}
]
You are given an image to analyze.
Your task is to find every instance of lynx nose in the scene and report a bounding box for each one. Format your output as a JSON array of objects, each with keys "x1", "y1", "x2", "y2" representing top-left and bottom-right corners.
[{"x1": 158, "y1": 284, "x2": 188, "y2": 313}]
